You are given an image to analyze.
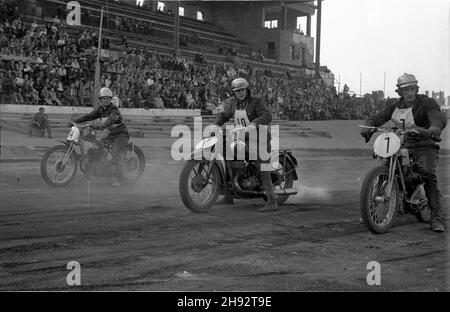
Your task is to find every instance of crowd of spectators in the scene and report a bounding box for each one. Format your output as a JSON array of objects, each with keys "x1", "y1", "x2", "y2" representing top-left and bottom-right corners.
[{"x1": 1, "y1": 1, "x2": 386, "y2": 121}]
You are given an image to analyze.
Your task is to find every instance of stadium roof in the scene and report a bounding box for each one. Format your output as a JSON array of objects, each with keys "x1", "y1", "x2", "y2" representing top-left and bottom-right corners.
[{"x1": 181, "y1": 1, "x2": 316, "y2": 15}]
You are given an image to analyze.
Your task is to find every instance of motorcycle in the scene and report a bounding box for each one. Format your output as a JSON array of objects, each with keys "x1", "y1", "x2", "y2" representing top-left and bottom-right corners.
[
  {"x1": 40, "y1": 122, "x2": 146, "y2": 187},
  {"x1": 179, "y1": 126, "x2": 299, "y2": 212},
  {"x1": 359, "y1": 125, "x2": 441, "y2": 234}
]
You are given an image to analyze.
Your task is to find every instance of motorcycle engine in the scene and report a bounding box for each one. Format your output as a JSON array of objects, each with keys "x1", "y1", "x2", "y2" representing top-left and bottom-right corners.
[
  {"x1": 240, "y1": 175, "x2": 260, "y2": 191},
  {"x1": 234, "y1": 163, "x2": 261, "y2": 191},
  {"x1": 86, "y1": 148, "x2": 112, "y2": 177}
]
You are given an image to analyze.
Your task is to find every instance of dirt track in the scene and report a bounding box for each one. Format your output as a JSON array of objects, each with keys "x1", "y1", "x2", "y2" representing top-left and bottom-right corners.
[{"x1": 0, "y1": 144, "x2": 448, "y2": 291}]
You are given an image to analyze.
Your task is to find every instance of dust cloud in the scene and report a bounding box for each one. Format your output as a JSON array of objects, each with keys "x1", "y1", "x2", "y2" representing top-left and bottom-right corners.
[{"x1": 287, "y1": 184, "x2": 332, "y2": 203}]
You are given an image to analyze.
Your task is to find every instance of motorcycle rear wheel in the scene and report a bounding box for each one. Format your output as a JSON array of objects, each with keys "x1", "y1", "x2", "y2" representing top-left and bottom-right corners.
[
  {"x1": 122, "y1": 144, "x2": 146, "y2": 182},
  {"x1": 40, "y1": 145, "x2": 78, "y2": 187},
  {"x1": 263, "y1": 157, "x2": 295, "y2": 205},
  {"x1": 179, "y1": 160, "x2": 220, "y2": 212},
  {"x1": 360, "y1": 166, "x2": 399, "y2": 234}
]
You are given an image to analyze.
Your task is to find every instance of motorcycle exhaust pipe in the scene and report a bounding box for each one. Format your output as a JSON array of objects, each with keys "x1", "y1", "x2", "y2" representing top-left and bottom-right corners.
[
  {"x1": 274, "y1": 188, "x2": 297, "y2": 195},
  {"x1": 233, "y1": 177, "x2": 298, "y2": 196}
]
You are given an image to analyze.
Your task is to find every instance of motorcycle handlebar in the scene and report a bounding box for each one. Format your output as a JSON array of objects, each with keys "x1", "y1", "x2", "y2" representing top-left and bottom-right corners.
[
  {"x1": 358, "y1": 125, "x2": 442, "y2": 142},
  {"x1": 71, "y1": 122, "x2": 94, "y2": 129}
]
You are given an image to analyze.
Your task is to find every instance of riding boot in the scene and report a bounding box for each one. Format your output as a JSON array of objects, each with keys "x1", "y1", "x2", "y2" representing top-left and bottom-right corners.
[
  {"x1": 259, "y1": 171, "x2": 278, "y2": 212},
  {"x1": 425, "y1": 185, "x2": 445, "y2": 232}
]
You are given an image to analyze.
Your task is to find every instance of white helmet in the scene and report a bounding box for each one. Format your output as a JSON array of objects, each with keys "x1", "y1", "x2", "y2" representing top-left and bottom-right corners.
[
  {"x1": 99, "y1": 87, "x2": 113, "y2": 98},
  {"x1": 231, "y1": 78, "x2": 249, "y2": 92},
  {"x1": 396, "y1": 73, "x2": 418, "y2": 90}
]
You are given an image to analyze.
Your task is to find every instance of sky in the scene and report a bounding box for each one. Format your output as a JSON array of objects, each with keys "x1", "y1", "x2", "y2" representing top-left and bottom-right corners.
[
  {"x1": 313, "y1": 0, "x2": 450, "y2": 98},
  {"x1": 135, "y1": 0, "x2": 449, "y2": 99}
]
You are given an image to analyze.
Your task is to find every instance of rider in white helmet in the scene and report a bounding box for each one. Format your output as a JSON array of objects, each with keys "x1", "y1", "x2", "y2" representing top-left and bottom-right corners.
[
  {"x1": 69, "y1": 87, "x2": 130, "y2": 186},
  {"x1": 213, "y1": 77, "x2": 278, "y2": 212},
  {"x1": 361, "y1": 73, "x2": 447, "y2": 232}
]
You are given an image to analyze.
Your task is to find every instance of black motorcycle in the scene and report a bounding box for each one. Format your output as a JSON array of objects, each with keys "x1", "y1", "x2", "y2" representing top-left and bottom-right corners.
[{"x1": 179, "y1": 126, "x2": 299, "y2": 212}]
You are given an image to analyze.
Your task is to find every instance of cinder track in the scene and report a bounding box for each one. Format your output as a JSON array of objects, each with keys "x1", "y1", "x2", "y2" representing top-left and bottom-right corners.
[{"x1": 0, "y1": 149, "x2": 448, "y2": 291}]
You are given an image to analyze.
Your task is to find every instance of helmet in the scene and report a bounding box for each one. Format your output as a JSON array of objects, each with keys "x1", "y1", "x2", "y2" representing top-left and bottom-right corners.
[
  {"x1": 99, "y1": 87, "x2": 113, "y2": 98},
  {"x1": 396, "y1": 73, "x2": 418, "y2": 90},
  {"x1": 231, "y1": 78, "x2": 249, "y2": 91}
]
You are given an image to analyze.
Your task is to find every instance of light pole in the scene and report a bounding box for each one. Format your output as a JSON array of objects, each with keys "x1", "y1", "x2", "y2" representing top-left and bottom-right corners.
[
  {"x1": 314, "y1": 0, "x2": 322, "y2": 79},
  {"x1": 92, "y1": 6, "x2": 104, "y2": 109},
  {"x1": 360, "y1": 72, "x2": 362, "y2": 97}
]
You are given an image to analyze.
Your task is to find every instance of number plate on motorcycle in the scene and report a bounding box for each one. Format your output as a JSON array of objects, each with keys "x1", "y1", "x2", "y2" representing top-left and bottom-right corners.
[
  {"x1": 373, "y1": 132, "x2": 401, "y2": 158},
  {"x1": 67, "y1": 126, "x2": 80, "y2": 142},
  {"x1": 195, "y1": 137, "x2": 218, "y2": 150}
]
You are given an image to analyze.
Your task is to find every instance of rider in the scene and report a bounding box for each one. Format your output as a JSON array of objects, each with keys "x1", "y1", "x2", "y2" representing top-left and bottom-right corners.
[
  {"x1": 213, "y1": 77, "x2": 278, "y2": 212},
  {"x1": 68, "y1": 87, "x2": 130, "y2": 187},
  {"x1": 360, "y1": 73, "x2": 447, "y2": 232}
]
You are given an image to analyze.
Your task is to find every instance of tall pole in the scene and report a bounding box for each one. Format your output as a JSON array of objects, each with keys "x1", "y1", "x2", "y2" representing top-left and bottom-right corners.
[
  {"x1": 338, "y1": 74, "x2": 340, "y2": 93},
  {"x1": 360, "y1": 72, "x2": 362, "y2": 97},
  {"x1": 92, "y1": 6, "x2": 104, "y2": 109},
  {"x1": 383, "y1": 72, "x2": 386, "y2": 97},
  {"x1": 174, "y1": 1, "x2": 180, "y2": 53},
  {"x1": 314, "y1": 0, "x2": 322, "y2": 79}
]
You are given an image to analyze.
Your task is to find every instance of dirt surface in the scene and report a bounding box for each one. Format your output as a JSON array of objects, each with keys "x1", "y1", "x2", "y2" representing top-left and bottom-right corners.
[{"x1": 0, "y1": 124, "x2": 449, "y2": 291}]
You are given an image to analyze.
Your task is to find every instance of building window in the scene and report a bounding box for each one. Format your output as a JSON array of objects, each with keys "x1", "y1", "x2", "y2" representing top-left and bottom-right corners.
[
  {"x1": 157, "y1": 2, "x2": 165, "y2": 12},
  {"x1": 179, "y1": 6, "x2": 185, "y2": 16},
  {"x1": 264, "y1": 20, "x2": 278, "y2": 29},
  {"x1": 196, "y1": 11, "x2": 203, "y2": 21}
]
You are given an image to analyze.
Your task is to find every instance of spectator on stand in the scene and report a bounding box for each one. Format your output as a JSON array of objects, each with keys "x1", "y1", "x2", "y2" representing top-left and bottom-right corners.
[{"x1": 63, "y1": 82, "x2": 79, "y2": 106}]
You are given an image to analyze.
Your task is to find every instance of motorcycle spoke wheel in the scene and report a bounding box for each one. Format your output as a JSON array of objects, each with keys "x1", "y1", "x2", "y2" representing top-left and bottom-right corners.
[
  {"x1": 47, "y1": 151, "x2": 76, "y2": 184},
  {"x1": 368, "y1": 176, "x2": 396, "y2": 225},
  {"x1": 269, "y1": 157, "x2": 294, "y2": 205},
  {"x1": 415, "y1": 204, "x2": 431, "y2": 223},
  {"x1": 360, "y1": 166, "x2": 399, "y2": 234},
  {"x1": 179, "y1": 160, "x2": 220, "y2": 213},
  {"x1": 121, "y1": 145, "x2": 146, "y2": 182},
  {"x1": 40, "y1": 145, "x2": 78, "y2": 187},
  {"x1": 188, "y1": 163, "x2": 216, "y2": 205}
]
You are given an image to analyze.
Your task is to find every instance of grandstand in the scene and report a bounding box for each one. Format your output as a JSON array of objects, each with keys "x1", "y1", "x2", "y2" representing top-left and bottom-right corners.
[{"x1": 1, "y1": 0, "x2": 386, "y2": 128}]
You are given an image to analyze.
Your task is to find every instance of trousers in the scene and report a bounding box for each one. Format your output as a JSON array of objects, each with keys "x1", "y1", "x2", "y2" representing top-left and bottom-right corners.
[{"x1": 410, "y1": 145, "x2": 444, "y2": 222}]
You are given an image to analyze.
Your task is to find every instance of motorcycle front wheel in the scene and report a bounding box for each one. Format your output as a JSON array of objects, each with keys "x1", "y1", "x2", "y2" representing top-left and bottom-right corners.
[
  {"x1": 40, "y1": 145, "x2": 78, "y2": 187},
  {"x1": 179, "y1": 160, "x2": 220, "y2": 212},
  {"x1": 360, "y1": 166, "x2": 399, "y2": 234}
]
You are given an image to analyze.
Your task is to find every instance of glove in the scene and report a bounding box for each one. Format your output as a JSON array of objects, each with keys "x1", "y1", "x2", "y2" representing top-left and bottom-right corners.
[
  {"x1": 415, "y1": 127, "x2": 432, "y2": 138},
  {"x1": 360, "y1": 128, "x2": 374, "y2": 143}
]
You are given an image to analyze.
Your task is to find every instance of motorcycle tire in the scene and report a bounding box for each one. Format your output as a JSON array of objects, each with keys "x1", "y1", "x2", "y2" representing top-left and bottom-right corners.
[
  {"x1": 122, "y1": 144, "x2": 146, "y2": 182},
  {"x1": 40, "y1": 145, "x2": 78, "y2": 187},
  {"x1": 414, "y1": 204, "x2": 431, "y2": 223},
  {"x1": 179, "y1": 160, "x2": 220, "y2": 213},
  {"x1": 360, "y1": 166, "x2": 399, "y2": 234}
]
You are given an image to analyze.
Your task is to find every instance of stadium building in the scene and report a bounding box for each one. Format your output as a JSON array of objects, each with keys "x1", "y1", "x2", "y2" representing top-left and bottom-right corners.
[{"x1": 15, "y1": 0, "x2": 328, "y2": 77}]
